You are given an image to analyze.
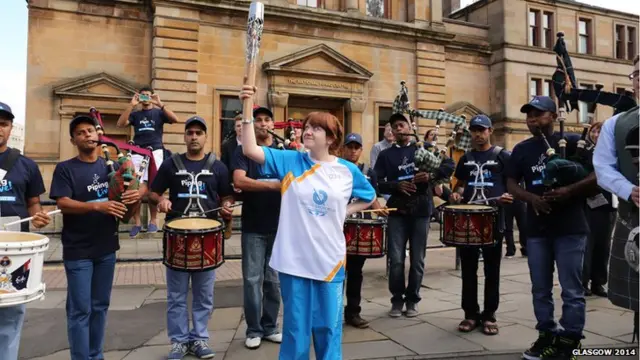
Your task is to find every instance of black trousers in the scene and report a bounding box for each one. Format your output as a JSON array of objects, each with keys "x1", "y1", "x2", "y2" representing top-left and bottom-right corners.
[
  {"x1": 460, "y1": 235, "x2": 503, "y2": 322},
  {"x1": 582, "y1": 210, "x2": 615, "y2": 286},
  {"x1": 345, "y1": 254, "x2": 367, "y2": 317},
  {"x1": 504, "y1": 200, "x2": 527, "y2": 254}
]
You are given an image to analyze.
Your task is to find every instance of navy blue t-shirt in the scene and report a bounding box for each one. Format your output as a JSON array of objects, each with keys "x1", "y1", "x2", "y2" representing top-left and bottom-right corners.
[
  {"x1": 231, "y1": 145, "x2": 281, "y2": 233},
  {"x1": 505, "y1": 132, "x2": 589, "y2": 237},
  {"x1": 349, "y1": 163, "x2": 378, "y2": 220},
  {"x1": 129, "y1": 108, "x2": 168, "y2": 150},
  {"x1": 0, "y1": 150, "x2": 46, "y2": 232},
  {"x1": 49, "y1": 157, "x2": 120, "y2": 261},
  {"x1": 454, "y1": 146, "x2": 510, "y2": 203},
  {"x1": 151, "y1": 154, "x2": 233, "y2": 222}
]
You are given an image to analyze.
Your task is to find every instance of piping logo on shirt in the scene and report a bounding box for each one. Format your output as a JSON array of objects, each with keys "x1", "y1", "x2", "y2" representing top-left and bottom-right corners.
[
  {"x1": 531, "y1": 153, "x2": 548, "y2": 186},
  {"x1": 137, "y1": 118, "x2": 156, "y2": 132},
  {"x1": 0, "y1": 179, "x2": 15, "y2": 202},
  {"x1": 305, "y1": 189, "x2": 329, "y2": 217},
  {"x1": 397, "y1": 156, "x2": 415, "y2": 181},
  {"x1": 178, "y1": 179, "x2": 208, "y2": 199},
  {"x1": 87, "y1": 173, "x2": 109, "y2": 199}
]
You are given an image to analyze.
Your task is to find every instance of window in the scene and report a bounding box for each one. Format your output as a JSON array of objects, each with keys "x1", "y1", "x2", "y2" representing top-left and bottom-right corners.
[
  {"x1": 366, "y1": 0, "x2": 388, "y2": 19},
  {"x1": 529, "y1": 78, "x2": 554, "y2": 99},
  {"x1": 297, "y1": 0, "x2": 318, "y2": 7},
  {"x1": 578, "y1": 84, "x2": 594, "y2": 123},
  {"x1": 529, "y1": 10, "x2": 539, "y2": 46},
  {"x1": 220, "y1": 96, "x2": 242, "y2": 144},
  {"x1": 616, "y1": 25, "x2": 626, "y2": 59},
  {"x1": 378, "y1": 106, "x2": 392, "y2": 141},
  {"x1": 542, "y1": 12, "x2": 553, "y2": 49},
  {"x1": 578, "y1": 19, "x2": 591, "y2": 54},
  {"x1": 628, "y1": 27, "x2": 637, "y2": 60}
]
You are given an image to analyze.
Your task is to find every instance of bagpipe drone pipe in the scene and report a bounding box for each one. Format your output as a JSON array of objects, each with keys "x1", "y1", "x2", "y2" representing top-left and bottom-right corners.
[
  {"x1": 542, "y1": 32, "x2": 637, "y2": 188},
  {"x1": 265, "y1": 120, "x2": 305, "y2": 151},
  {"x1": 392, "y1": 81, "x2": 467, "y2": 184}
]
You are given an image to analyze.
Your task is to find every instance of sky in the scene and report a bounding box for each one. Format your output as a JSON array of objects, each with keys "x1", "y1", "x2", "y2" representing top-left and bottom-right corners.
[{"x1": 0, "y1": 1, "x2": 638, "y2": 125}]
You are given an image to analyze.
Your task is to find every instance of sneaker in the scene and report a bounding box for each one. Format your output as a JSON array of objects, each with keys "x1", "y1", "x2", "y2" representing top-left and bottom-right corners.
[
  {"x1": 405, "y1": 303, "x2": 419, "y2": 317},
  {"x1": 263, "y1": 333, "x2": 282, "y2": 343},
  {"x1": 147, "y1": 223, "x2": 158, "y2": 233},
  {"x1": 245, "y1": 337, "x2": 261, "y2": 349},
  {"x1": 129, "y1": 225, "x2": 141, "y2": 238},
  {"x1": 389, "y1": 303, "x2": 403, "y2": 318},
  {"x1": 523, "y1": 331, "x2": 555, "y2": 360},
  {"x1": 540, "y1": 335, "x2": 581, "y2": 360},
  {"x1": 188, "y1": 340, "x2": 215, "y2": 359},
  {"x1": 168, "y1": 342, "x2": 188, "y2": 360},
  {"x1": 345, "y1": 315, "x2": 370, "y2": 329}
]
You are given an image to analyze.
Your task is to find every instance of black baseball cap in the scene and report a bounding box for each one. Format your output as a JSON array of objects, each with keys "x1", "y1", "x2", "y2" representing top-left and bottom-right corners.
[
  {"x1": 520, "y1": 96, "x2": 557, "y2": 114},
  {"x1": 389, "y1": 113, "x2": 409, "y2": 125},
  {"x1": 253, "y1": 106, "x2": 273, "y2": 119},
  {"x1": 185, "y1": 116, "x2": 207, "y2": 131},
  {"x1": 0, "y1": 102, "x2": 15, "y2": 121},
  {"x1": 69, "y1": 115, "x2": 96, "y2": 136},
  {"x1": 344, "y1": 133, "x2": 363, "y2": 146},
  {"x1": 469, "y1": 115, "x2": 492, "y2": 129}
]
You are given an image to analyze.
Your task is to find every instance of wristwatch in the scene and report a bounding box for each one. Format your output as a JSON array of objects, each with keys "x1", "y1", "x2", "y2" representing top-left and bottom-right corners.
[{"x1": 242, "y1": 118, "x2": 253, "y2": 124}]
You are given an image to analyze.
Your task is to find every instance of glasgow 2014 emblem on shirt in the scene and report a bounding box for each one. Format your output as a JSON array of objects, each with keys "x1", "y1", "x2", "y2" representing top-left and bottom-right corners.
[{"x1": 306, "y1": 189, "x2": 329, "y2": 217}]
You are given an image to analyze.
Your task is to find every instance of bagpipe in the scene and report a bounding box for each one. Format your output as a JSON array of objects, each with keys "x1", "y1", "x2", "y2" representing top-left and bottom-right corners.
[
  {"x1": 392, "y1": 81, "x2": 470, "y2": 184},
  {"x1": 265, "y1": 119, "x2": 305, "y2": 151},
  {"x1": 89, "y1": 107, "x2": 156, "y2": 222},
  {"x1": 541, "y1": 32, "x2": 637, "y2": 188}
]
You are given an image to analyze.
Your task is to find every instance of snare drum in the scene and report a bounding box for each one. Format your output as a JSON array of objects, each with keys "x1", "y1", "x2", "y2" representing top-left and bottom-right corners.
[
  {"x1": 163, "y1": 217, "x2": 225, "y2": 272},
  {"x1": 440, "y1": 204, "x2": 498, "y2": 247},
  {"x1": 344, "y1": 217, "x2": 387, "y2": 258},
  {"x1": 0, "y1": 231, "x2": 49, "y2": 308}
]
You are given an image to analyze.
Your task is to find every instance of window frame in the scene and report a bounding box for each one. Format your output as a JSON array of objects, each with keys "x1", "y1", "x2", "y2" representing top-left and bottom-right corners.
[
  {"x1": 213, "y1": 88, "x2": 243, "y2": 155},
  {"x1": 297, "y1": 0, "x2": 321, "y2": 8},
  {"x1": 627, "y1": 26, "x2": 637, "y2": 61},
  {"x1": 577, "y1": 16, "x2": 594, "y2": 55},
  {"x1": 365, "y1": 0, "x2": 391, "y2": 19},
  {"x1": 615, "y1": 24, "x2": 626, "y2": 59},
  {"x1": 374, "y1": 102, "x2": 393, "y2": 142},
  {"x1": 577, "y1": 82, "x2": 595, "y2": 124},
  {"x1": 528, "y1": 75, "x2": 555, "y2": 101},
  {"x1": 527, "y1": 6, "x2": 555, "y2": 50}
]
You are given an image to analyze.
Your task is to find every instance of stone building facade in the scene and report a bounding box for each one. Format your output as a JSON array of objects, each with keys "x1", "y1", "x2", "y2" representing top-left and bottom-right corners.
[{"x1": 25, "y1": 0, "x2": 637, "y2": 187}]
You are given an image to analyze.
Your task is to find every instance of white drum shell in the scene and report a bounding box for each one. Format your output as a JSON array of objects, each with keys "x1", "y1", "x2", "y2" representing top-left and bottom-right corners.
[{"x1": 0, "y1": 232, "x2": 49, "y2": 308}]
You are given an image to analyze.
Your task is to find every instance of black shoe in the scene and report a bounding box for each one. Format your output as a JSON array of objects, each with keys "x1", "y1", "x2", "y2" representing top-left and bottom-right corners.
[
  {"x1": 583, "y1": 283, "x2": 593, "y2": 296},
  {"x1": 591, "y1": 284, "x2": 607, "y2": 297},
  {"x1": 345, "y1": 314, "x2": 370, "y2": 329},
  {"x1": 522, "y1": 331, "x2": 555, "y2": 360},
  {"x1": 506, "y1": 251, "x2": 516, "y2": 258},
  {"x1": 540, "y1": 335, "x2": 581, "y2": 359}
]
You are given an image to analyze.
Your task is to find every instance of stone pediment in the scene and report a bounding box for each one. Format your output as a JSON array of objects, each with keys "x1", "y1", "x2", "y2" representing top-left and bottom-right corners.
[
  {"x1": 444, "y1": 101, "x2": 485, "y2": 119},
  {"x1": 53, "y1": 72, "x2": 138, "y2": 100},
  {"x1": 262, "y1": 44, "x2": 373, "y2": 82}
]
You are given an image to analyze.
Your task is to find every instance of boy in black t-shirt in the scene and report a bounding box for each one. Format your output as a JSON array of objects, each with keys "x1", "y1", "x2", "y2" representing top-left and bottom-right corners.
[
  {"x1": 231, "y1": 106, "x2": 283, "y2": 349},
  {"x1": 50, "y1": 115, "x2": 142, "y2": 360},
  {"x1": 506, "y1": 96, "x2": 597, "y2": 360},
  {"x1": 0, "y1": 101, "x2": 51, "y2": 360},
  {"x1": 449, "y1": 115, "x2": 513, "y2": 336},
  {"x1": 117, "y1": 86, "x2": 179, "y2": 237},
  {"x1": 149, "y1": 116, "x2": 233, "y2": 360}
]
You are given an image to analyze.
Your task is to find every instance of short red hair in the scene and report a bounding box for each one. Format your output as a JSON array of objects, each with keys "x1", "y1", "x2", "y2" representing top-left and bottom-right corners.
[{"x1": 302, "y1": 112, "x2": 344, "y2": 155}]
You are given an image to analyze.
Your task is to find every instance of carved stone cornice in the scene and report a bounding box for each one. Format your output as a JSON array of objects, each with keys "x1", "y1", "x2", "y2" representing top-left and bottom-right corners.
[{"x1": 268, "y1": 92, "x2": 289, "y2": 108}]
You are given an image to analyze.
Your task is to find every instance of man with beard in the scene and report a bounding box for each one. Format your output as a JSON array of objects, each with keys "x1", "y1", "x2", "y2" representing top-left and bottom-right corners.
[
  {"x1": 149, "y1": 116, "x2": 234, "y2": 360},
  {"x1": 231, "y1": 107, "x2": 283, "y2": 349},
  {"x1": 506, "y1": 96, "x2": 597, "y2": 360},
  {"x1": 50, "y1": 115, "x2": 142, "y2": 360},
  {"x1": 449, "y1": 115, "x2": 513, "y2": 336},
  {"x1": 117, "y1": 86, "x2": 179, "y2": 237},
  {"x1": 0, "y1": 101, "x2": 51, "y2": 360},
  {"x1": 593, "y1": 55, "x2": 639, "y2": 337},
  {"x1": 341, "y1": 132, "x2": 386, "y2": 328},
  {"x1": 374, "y1": 113, "x2": 455, "y2": 318}
]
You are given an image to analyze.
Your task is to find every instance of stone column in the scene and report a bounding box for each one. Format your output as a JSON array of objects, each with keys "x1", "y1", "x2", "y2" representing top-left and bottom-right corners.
[
  {"x1": 58, "y1": 113, "x2": 75, "y2": 161},
  {"x1": 347, "y1": 0, "x2": 359, "y2": 13},
  {"x1": 407, "y1": 0, "x2": 428, "y2": 24},
  {"x1": 345, "y1": 97, "x2": 366, "y2": 135},
  {"x1": 268, "y1": 91, "x2": 289, "y2": 123}
]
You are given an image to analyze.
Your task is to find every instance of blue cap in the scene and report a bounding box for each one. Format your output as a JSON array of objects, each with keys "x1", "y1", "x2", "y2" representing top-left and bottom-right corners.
[
  {"x1": 185, "y1": 116, "x2": 207, "y2": 131},
  {"x1": 520, "y1": 96, "x2": 557, "y2": 114},
  {"x1": 344, "y1": 133, "x2": 363, "y2": 146},
  {"x1": 0, "y1": 102, "x2": 15, "y2": 121},
  {"x1": 469, "y1": 115, "x2": 492, "y2": 129}
]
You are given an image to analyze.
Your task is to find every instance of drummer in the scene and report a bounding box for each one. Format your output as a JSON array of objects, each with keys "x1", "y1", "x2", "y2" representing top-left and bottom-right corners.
[
  {"x1": 449, "y1": 115, "x2": 512, "y2": 336},
  {"x1": 341, "y1": 133, "x2": 387, "y2": 329},
  {"x1": 149, "y1": 116, "x2": 234, "y2": 360},
  {"x1": 0, "y1": 101, "x2": 51, "y2": 360}
]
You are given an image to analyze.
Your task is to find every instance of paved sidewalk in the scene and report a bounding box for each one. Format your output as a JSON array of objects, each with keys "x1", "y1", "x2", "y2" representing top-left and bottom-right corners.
[{"x1": 27, "y1": 248, "x2": 638, "y2": 360}]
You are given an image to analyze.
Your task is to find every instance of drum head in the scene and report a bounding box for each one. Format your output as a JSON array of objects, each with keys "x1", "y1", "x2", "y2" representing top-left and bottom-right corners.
[
  {"x1": 344, "y1": 217, "x2": 387, "y2": 225},
  {"x1": 167, "y1": 217, "x2": 222, "y2": 231},
  {"x1": 444, "y1": 204, "x2": 494, "y2": 212}
]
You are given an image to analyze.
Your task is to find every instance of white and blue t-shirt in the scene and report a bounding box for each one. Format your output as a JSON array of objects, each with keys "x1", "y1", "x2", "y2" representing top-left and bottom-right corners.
[{"x1": 260, "y1": 147, "x2": 376, "y2": 283}]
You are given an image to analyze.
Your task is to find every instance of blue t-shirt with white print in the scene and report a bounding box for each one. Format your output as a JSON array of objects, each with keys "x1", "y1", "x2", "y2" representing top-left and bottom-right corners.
[
  {"x1": 49, "y1": 157, "x2": 119, "y2": 261},
  {"x1": 259, "y1": 147, "x2": 376, "y2": 283},
  {"x1": 0, "y1": 150, "x2": 46, "y2": 232}
]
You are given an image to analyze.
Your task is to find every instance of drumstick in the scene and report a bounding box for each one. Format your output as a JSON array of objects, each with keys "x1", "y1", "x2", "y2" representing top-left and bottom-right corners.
[
  {"x1": 2, "y1": 209, "x2": 61, "y2": 230},
  {"x1": 199, "y1": 203, "x2": 242, "y2": 215},
  {"x1": 359, "y1": 208, "x2": 397, "y2": 213}
]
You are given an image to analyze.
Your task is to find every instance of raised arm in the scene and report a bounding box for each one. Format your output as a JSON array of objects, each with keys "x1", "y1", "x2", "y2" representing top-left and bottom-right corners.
[
  {"x1": 238, "y1": 85, "x2": 265, "y2": 164},
  {"x1": 117, "y1": 94, "x2": 138, "y2": 128}
]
